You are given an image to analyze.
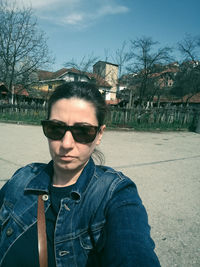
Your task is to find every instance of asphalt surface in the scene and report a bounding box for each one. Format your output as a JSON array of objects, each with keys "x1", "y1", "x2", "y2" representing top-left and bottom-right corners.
[{"x1": 0, "y1": 122, "x2": 200, "y2": 267}]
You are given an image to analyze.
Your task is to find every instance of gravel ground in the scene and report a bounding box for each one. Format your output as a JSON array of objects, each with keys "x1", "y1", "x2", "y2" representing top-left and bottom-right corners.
[{"x1": 0, "y1": 122, "x2": 200, "y2": 266}]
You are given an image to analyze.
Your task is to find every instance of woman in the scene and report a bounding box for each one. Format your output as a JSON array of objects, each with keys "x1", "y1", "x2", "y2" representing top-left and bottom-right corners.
[{"x1": 0, "y1": 82, "x2": 160, "y2": 266}]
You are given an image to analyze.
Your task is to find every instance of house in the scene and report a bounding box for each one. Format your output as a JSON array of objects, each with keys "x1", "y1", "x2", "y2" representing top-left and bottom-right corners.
[
  {"x1": 0, "y1": 83, "x2": 9, "y2": 103},
  {"x1": 151, "y1": 62, "x2": 179, "y2": 88},
  {"x1": 116, "y1": 61, "x2": 200, "y2": 108},
  {"x1": 93, "y1": 61, "x2": 119, "y2": 100},
  {"x1": 0, "y1": 82, "x2": 46, "y2": 105},
  {"x1": 0, "y1": 60, "x2": 120, "y2": 105},
  {"x1": 32, "y1": 67, "x2": 112, "y2": 101},
  {"x1": 154, "y1": 92, "x2": 200, "y2": 108},
  {"x1": 118, "y1": 62, "x2": 179, "y2": 91}
]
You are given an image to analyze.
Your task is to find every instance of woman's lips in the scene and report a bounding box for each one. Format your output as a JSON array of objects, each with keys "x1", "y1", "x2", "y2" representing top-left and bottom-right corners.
[{"x1": 59, "y1": 155, "x2": 76, "y2": 161}]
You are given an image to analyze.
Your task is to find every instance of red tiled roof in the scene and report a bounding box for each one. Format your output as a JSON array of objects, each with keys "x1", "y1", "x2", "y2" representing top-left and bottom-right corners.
[
  {"x1": 106, "y1": 99, "x2": 120, "y2": 105},
  {"x1": 36, "y1": 68, "x2": 111, "y2": 88},
  {"x1": 87, "y1": 73, "x2": 111, "y2": 88},
  {"x1": 154, "y1": 92, "x2": 200, "y2": 104},
  {"x1": 151, "y1": 67, "x2": 178, "y2": 78},
  {"x1": 14, "y1": 85, "x2": 29, "y2": 96},
  {"x1": 37, "y1": 69, "x2": 54, "y2": 81},
  {"x1": 183, "y1": 92, "x2": 200, "y2": 103},
  {"x1": 37, "y1": 68, "x2": 88, "y2": 81},
  {"x1": 52, "y1": 68, "x2": 68, "y2": 78}
]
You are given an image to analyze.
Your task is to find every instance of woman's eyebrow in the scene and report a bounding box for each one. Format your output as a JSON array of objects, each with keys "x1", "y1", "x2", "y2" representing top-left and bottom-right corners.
[
  {"x1": 73, "y1": 122, "x2": 95, "y2": 126},
  {"x1": 49, "y1": 119, "x2": 63, "y2": 123},
  {"x1": 49, "y1": 120, "x2": 96, "y2": 126}
]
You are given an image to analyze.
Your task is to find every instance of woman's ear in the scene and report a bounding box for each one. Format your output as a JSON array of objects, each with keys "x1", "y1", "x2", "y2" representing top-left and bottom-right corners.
[{"x1": 96, "y1": 125, "x2": 106, "y2": 145}]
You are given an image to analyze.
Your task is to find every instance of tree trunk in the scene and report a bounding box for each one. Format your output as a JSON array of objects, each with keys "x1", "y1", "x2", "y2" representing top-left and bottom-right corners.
[
  {"x1": 128, "y1": 90, "x2": 133, "y2": 108},
  {"x1": 195, "y1": 114, "x2": 200, "y2": 134},
  {"x1": 11, "y1": 85, "x2": 14, "y2": 104}
]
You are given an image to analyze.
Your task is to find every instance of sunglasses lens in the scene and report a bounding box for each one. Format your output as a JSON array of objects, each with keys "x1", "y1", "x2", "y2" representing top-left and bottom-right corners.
[
  {"x1": 42, "y1": 121, "x2": 65, "y2": 140},
  {"x1": 41, "y1": 121, "x2": 99, "y2": 143},
  {"x1": 72, "y1": 125, "x2": 98, "y2": 143}
]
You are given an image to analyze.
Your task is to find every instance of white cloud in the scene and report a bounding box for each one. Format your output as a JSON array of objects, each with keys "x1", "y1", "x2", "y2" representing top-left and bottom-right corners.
[
  {"x1": 13, "y1": 0, "x2": 77, "y2": 10},
  {"x1": 60, "y1": 2, "x2": 129, "y2": 28},
  {"x1": 62, "y1": 13, "x2": 84, "y2": 25},
  {"x1": 98, "y1": 5, "x2": 129, "y2": 16},
  {"x1": 13, "y1": 0, "x2": 129, "y2": 29}
]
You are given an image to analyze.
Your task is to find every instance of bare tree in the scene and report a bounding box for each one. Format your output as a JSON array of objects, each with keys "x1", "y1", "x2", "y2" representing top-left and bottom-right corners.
[
  {"x1": 64, "y1": 53, "x2": 99, "y2": 73},
  {"x1": 0, "y1": 0, "x2": 54, "y2": 103},
  {"x1": 178, "y1": 34, "x2": 200, "y2": 62},
  {"x1": 126, "y1": 36, "x2": 173, "y2": 106},
  {"x1": 173, "y1": 34, "x2": 200, "y2": 133},
  {"x1": 171, "y1": 34, "x2": 200, "y2": 101},
  {"x1": 103, "y1": 48, "x2": 110, "y2": 62},
  {"x1": 171, "y1": 63, "x2": 200, "y2": 101},
  {"x1": 112, "y1": 41, "x2": 130, "y2": 77}
]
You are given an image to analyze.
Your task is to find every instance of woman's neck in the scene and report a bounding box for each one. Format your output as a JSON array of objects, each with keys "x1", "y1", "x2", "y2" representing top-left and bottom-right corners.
[{"x1": 52, "y1": 163, "x2": 86, "y2": 187}]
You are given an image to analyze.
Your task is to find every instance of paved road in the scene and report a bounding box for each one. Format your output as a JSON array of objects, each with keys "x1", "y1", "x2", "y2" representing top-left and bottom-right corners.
[{"x1": 0, "y1": 122, "x2": 200, "y2": 266}]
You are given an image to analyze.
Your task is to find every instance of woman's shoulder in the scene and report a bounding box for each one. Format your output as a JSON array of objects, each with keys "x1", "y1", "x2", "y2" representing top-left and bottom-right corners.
[
  {"x1": 94, "y1": 165, "x2": 139, "y2": 199},
  {"x1": 1, "y1": 162, "x2": 50, "y2": 195},
  {"x1": 14, "y1": 162, "x2": 48, "y2": 173},
  {"x1": 95, "y1": 164, "x2": 135, "y2": 185},
  {"x1": 90, "y1": 164, "x2": 143, "y2": 216},
  {"x1": 7, "y1": 162, "x2": 48, "y2": 183}
]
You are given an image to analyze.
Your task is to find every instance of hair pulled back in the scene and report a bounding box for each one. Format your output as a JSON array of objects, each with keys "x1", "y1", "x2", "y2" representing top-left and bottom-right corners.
[{"x1": 47, "y1": 82, "x2": 107, "y2": 126}]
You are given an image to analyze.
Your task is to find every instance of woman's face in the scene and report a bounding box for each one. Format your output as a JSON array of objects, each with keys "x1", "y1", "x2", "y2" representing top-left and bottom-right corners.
[{"x1": 48, "y1": 98, "x2": 105, "y2": 175}]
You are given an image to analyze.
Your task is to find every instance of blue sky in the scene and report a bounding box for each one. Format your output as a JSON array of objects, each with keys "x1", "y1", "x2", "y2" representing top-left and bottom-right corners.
[{"x1": 14, "y1": 0, "x2": 200, "y2": 71}]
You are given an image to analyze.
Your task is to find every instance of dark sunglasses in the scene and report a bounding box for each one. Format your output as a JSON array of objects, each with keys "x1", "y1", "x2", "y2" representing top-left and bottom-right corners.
[{"x1": 41, "y1": 120, "x2": 100, "y2": 144}]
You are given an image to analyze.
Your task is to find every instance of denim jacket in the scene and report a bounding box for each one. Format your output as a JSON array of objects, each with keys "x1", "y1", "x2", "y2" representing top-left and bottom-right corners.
[{"x1": 0, "y1": 159, "x2": 160, "y2": 266}]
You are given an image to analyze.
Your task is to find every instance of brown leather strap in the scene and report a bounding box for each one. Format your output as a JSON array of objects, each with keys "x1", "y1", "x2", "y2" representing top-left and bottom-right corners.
[{"x1": 37, "y1": 195, "x2": 48, "y2": 267}]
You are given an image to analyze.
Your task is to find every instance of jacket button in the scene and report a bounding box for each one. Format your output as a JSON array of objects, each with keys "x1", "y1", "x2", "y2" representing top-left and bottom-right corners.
[
  {"x1": 42, "y1": 194, "x2": 49, "y2": 201},
  {"x1": 6, "y1": 227, "x2": 14, "y2": 237},
  {"x1": 59, "y1": 251, "x2": 70, "y2": 256}
]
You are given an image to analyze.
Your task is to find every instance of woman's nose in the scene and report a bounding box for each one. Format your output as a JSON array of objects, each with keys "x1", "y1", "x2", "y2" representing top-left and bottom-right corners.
[{"x1": 61, "y1": 130, "x2": 75, "y2": 148}]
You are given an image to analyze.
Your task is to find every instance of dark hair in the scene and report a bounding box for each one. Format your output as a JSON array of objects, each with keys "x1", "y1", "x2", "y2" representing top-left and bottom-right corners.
[{"x1": 47, "y1": 82, "x2": 107, "y2": 126}]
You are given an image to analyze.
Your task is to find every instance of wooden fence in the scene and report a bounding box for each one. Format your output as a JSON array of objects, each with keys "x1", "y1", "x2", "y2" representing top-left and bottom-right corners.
[
  {"x1": 0, "y1": 104, "x2": 199, "y2": 129},
  {"x1": 0, "y1": 103, "x2": 46, "y2": 113},
  {"x1": 106, "y1": 106, "x2": 199, "y2": 129},
  {"x1": 0, "y1": 104, "x2": 47, "y2": 123}
]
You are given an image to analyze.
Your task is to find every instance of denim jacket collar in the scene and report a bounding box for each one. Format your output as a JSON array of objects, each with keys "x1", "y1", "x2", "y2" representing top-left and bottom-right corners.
[
  {"x1": 24, "y1": 158, "x2": 95, "y2": 200},
  {"x1": 24, "y1": 160, "x2": 53, "y2": 193}
]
